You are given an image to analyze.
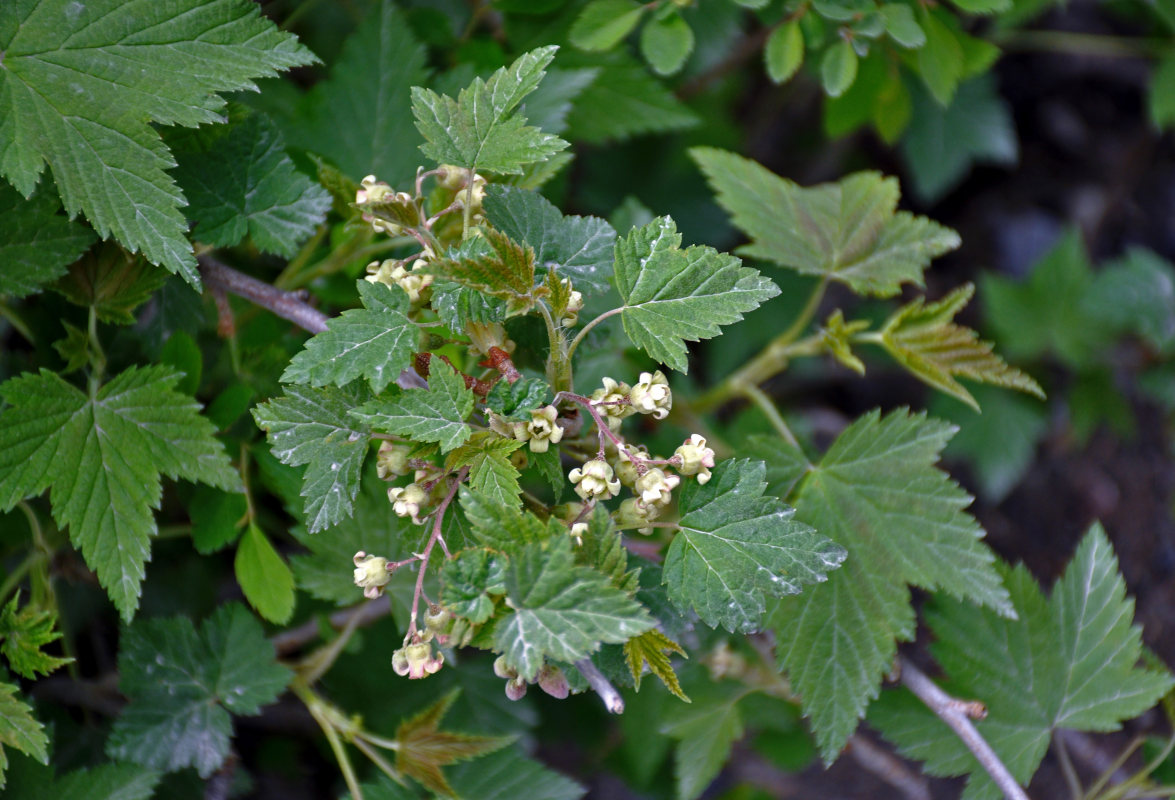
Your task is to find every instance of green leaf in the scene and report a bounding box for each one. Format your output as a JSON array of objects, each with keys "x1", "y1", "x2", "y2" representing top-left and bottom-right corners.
[
  {"x1": 0, "y1": 682, "x2": 48, "y2": 785},
  {"x1": 445, "y1": 747, "x2": 586, "y2": 800},
  {"x1": 768, "y1": 409, "x2": 1011, "y2": 760},
  {"x1": 0, "y1": 593, "x2": 72, "y2": 679},
  {"x1": 575, "y1": 506, "x2": 639, "y2": 593},
  {"x1": 981, "y1": 229, "x2": 1108, "y2": 369},
  {"x1": 871, "y1": 525, "x2": 1174, "y2": 800},
  {"x1": 569, "y1": 0, "x2": 646, "y2": 51},
  {"x1": 284, "y1": 1, "x2": 428, "y2": 187},
  {"x1": 640, "y1": 13, "x2": 695, "y2": 76},
  {"x1": 430, "y1": 228, "x2": 537, "y2": 310},
  {"x1": 0, "y1": 183, "x2": 96, "y2": 298},
  {"x1": 189, "y1": 486, "x2": 247, "y2": 554},
  {"x1": 442, "y1": 549, "x2": 508, "y2": 624},
  {"x1": 764, "y1": 21, "x2": 805, "y2": 84},
  {"x1": 821, "y1": 40, "x2": 859, "y2": 98},
  {"x1": 485, "y1": 376, "x2": 554, "y2": 422},
  {"x1": 483, "y1": 185, "x2": 617, "y2": 294},
  {"x1": 351, "y1": 360, "x2": 475, "y2": 453},
  {"x1": 661, "y1": 680, "x2": 745, "y2": 800},
  {"x1": 0, "y1": 367, "x2": 240, "y2": 620},
  {"x1": 901, "y1": 75, "x2": 1018, "y2": 202},
  {"x1": 411, "y1": 47, "x2": 568, "y2": 174},
  {"x1": 252, "y1": 384, "x2": 371, "y2": 534},
  {"x1": 395, "y1": 691, "x2": 510, "y2": 796},
  {"x1": 431, "y1": 280, "x2": 509, "y2": 330},
  {"x1": 5, "y1": 759, "x2": 161, "y2": 800},
  {"x1": 53, "y1": 247, "x2": 168, "y2": 325},
  {"x1": 53, "y1": 322, "x2": 92, "y2": 375},
  {"x1": 624, "y1": 629, "x2": 689, "y2": 701},
  {"x1": 950, "y1": 0, "x2": 1011, "y2": 14},
  {"x1": 664, "y1": 460, "x2": 846, "y2": 632},
  {"x1": 565, "y1": 59, "x2": 699, "y2": 143},
  {"x1": 741, "y1": 434, "x2": 813, "y2": 498},
  {"x1": 691, "y1": 148, "x2": 960, "y2": 297},
  {"x1": 495, "y1": 536, "x2": 655, "y2": 680},
  {"x1": 1084, "y1": 248, "x2": 1175, "y2": 355},
  {"x1": 281, "y1": 280, "x2": 419, "y2": 394},
  {"x1": 612, "y1": 216, "x2": 780, "y2": 373},
  {"x1": 917, "y1": 10, "x2": 964, "y2": 105},
  {"x1": 458, "y1": 487, "x2": 553, "y2": 550},
  {"x1": 173, "y1": 113, "x2": 329, "y2": 257},
  {"x1": 881, "y1": 5, "x2": 926, "y2": 47},
  {"x1": 447, "y1": 432, "x2": 525, "y2": 509},
  {"x1": 1150, "y1": 56, "x2": 1175, "y2": 129},
  {"x1": 234, "y1": 523, "x2": 296, "y2": 625},
  {"x1": 873, "y1": 283, "x2": 1044, "y2": 409},
  {"x1": 289, "y1": 471, "x2": 417, "y2": 605},
  {"x1": 107, "y1": 603, "x2": 292, "y2": 777},
  {"x1": 0, "y1": 0, "x2": 316, "y2": 285}
]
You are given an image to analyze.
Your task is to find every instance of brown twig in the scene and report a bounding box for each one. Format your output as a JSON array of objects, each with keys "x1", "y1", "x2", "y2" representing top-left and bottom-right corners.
[
  {"x1": 198, "y1": 256, "x2": 328, "y2": 334},
  {"x1": 847, "y1": 735, "x2": 933, "y2": 800},
  {"x1": 899, "y1": 657, "x2": 1031, "y2": 800},
  {"x1": 272, "y1": 598, "x2": 391, "y2": 657}
]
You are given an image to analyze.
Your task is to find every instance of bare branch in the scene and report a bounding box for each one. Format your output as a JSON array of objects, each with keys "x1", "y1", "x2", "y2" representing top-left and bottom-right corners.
[
  {"x1": 575, "y1": 657, "x2": 624, "y2": 714},
  {"x1": 899, "y1": 657, "x2": 1031, "y2": 800},
  {"x1": 848, "y1": 735, "x2": 933, "y2": 800},
  {"x1": 198, "y1": 256, "x2": 329, "y2": 334},
  {"x1": 272, "y1": 598, "x2": 390, "y2": 657}
]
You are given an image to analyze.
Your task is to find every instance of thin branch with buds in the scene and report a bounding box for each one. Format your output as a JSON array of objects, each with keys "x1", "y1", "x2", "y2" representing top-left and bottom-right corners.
[
  {"x1": 406, "y1": 468, "x2": 467, "y2": 642},
  {"x1": 898, "y1": 657, "x2": 1031, "y2": 800}
]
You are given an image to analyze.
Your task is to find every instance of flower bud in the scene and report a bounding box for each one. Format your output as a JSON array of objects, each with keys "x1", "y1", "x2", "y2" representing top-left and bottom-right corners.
[
  {"x1": 424, "y1": 604, "x2": 452, "y2": 635},
  {"x1": 569, "y1": 522, "x2": 587, "y2": 546},
  {"x1": 616, "y1": 497, "x2": 661, "y2": 534},
  {"x1": 674, "y1": 434, "x2": 716, "y2": 484},
  {"x1": 635, "y1": 467, "x2": 680, "y2": 509},
  {"x1": 560, "y1": 290, "x2": 584, "y2": 327},
  {"x1": 493, "y1": 655, "x2": 517, "y2": 680},
  {"x1": 388, "y1": 483, "x2": 429, "y2": 525},
  {"x1": 629, "y1": 371, "x2": 672, "y2": 420},
  {"x1": 365, "y1": 259, "x2": 432, "y2": 304},
  {"x1": 352, "y1": 551, "x2": 391, "y2": 599},
  {"x1": 591, "y1": 378, "x2": 635, "y2": 431},
  {"x1": 395, "y1": 641, "x2": 444, "y2": 679},
  {"x1": 518, "y1": 405, "x2": 563, "y2": 453},
  {"x1": 568, "y1": 459, "x2": 621, "y2": 501},
  {"x1": 537, "y1": 664, "x2": 569, "y2": 699},
  {"x1": 505, "y1": 677, "x2": 528, "y2": 701},
  {"x1": 356, "y1": 174, "x2": 393, "y2": 205},
  {"x1": 376, "y1": 441, "x2": 412, "y2": 480},
  {"x1": 614, "y1": 446, "x2": 648, "y2": 488}
]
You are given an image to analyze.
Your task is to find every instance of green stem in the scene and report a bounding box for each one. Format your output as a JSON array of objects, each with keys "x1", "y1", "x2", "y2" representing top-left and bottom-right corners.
[
  {"x1": 538, "y1": 302, "x2": 572, "y2": 394},
  {"x1": 566, "y1": 307, "x2": 623, "y2": 362},
  {"x1": 0, "y1": 301, "x2": 34, "y2": 343},
  {"x1": 694, "y1": 278, "x2": 828, "y2": 412},
  {"x1": 87, "y1": 305, "x2": 107, "y2": 391},
  {"x1": 298, "y1": 605, "x2": 367, "y2": 685},
  {"x1": 295, "y1": 683, "x2": 365, "y2": 800},
  {"x1": 740, "y1": 383, "x2": 804, "y2": 454},
  {"x1": 0, "y1": 552, "x2": 35, "y2": 604}
]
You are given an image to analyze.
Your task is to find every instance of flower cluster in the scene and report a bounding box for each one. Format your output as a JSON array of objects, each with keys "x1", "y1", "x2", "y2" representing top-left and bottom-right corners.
[{"x1": 365, "y1": 257, "x2": 434, "y2": 305}]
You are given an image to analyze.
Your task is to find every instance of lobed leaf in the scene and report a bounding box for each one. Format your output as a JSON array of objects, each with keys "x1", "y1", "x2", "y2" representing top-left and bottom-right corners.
[
  {"x1": 664, "y1": 460, "x2": 846, "y2": 632},
  {"x1": 350, "y1": 361, "x2": 475, "y2": 453},
  {"x1": 691, "y1": 148, "x2": 959, "y2": 297},
  {"x1": 769, "y1": 409, "x2": 1011, "y2": 759},
  {"x1": 281, "y1": 280, "x2": 418, "y2": 394},
  {"x1": 612, "y1": 217, "x2": 780, "y2": 373},
  {"x1": 411, "y1": 47, "x2": 569, "y2": 174},
  {"x1": 0, "y1": 182, "x2": 95, "y2": 298},
  {"x1": 252, "y1": 384, "x2": 371, "y2": 534},
  {"x1": 107, "y1": 604, "x2": 291, "y2": 777},
  {"x1": 871, "y1": 525, "x2": 1175, "y2": 800},
  {"x1": 0, "y1": 0, "x2": 316, "y2": 285},
  {"x1": 0, "y1": 367, "x2": 240, "y2": 619}
]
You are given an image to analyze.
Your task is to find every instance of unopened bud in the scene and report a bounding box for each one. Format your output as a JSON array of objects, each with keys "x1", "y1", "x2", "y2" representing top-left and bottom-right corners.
[
  {"x1": 537, "y1": 664, "x2": 569, "y2": 699},
  {"x1": 505, "y1": 677, "x2": 528, "y2": 701}
]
